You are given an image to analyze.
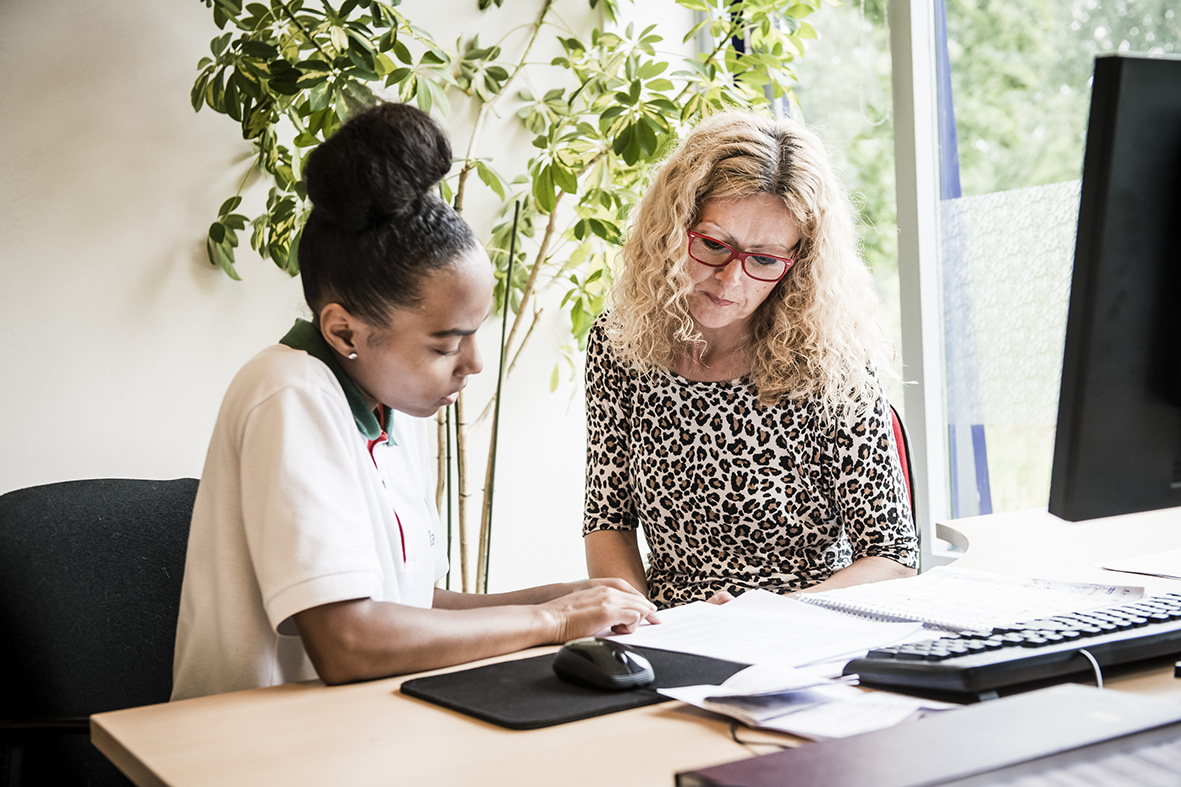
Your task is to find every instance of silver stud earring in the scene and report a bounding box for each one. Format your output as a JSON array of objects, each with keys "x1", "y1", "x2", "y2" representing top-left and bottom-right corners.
[{"x1": 347, "y1": 352, "x2": 358, "y2": 360}]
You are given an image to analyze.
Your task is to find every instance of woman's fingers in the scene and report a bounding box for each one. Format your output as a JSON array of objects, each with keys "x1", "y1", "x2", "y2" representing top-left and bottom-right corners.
[{"x1": 705, "y1": 590, "x2": 735, "y2": 605}]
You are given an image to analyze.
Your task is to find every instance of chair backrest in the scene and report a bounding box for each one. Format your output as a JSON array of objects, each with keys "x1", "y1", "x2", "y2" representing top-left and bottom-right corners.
[
  {"x1": 889, "y1": 404, "x2": 920, "y2": 551},
  {"x1": 0, "y1": 478, "x2": 197, "y2": 776}
]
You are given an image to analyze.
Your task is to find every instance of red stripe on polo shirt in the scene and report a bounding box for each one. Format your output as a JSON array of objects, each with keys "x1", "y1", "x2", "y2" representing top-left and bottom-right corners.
[{"x1": 366, "y1": 407, "x2": 407, "y2": 563}]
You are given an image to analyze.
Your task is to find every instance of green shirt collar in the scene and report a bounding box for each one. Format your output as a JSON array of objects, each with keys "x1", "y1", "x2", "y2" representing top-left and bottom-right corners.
[{"x1": 279, "y1": 318, "x2": 395, "y2": 444}]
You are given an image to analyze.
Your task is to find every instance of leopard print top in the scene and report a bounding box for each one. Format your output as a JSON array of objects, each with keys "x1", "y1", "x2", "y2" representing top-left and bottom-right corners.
[{"x1": 583, "y1": 320, "x2": 918, "y2": 608}]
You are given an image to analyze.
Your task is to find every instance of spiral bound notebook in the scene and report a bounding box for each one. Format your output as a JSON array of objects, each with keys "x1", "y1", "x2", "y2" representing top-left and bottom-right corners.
[{"x1": 798, "y1": 566, "x2": 1143, "y2": 631}]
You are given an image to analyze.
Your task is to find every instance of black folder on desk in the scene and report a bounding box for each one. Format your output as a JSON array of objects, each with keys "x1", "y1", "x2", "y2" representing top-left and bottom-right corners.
[
  {"x1": 401, "y1": 646, "x2": 747, "y2": 729},
  {"x1": 676, "y1": 683, "x2": 1181, "y2": 787}
]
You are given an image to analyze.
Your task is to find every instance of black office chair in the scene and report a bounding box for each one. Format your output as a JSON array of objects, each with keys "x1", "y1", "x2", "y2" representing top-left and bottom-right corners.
[{"x1": 0, "y1": 477, "x2": 198, "y2": 787}]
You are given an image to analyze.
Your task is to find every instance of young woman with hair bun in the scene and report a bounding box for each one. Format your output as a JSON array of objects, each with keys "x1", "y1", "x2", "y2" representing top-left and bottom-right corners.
[
  {"x1": 583, "y1": 110, "x2": 919, "y2": 609},
  {"x1": 173, "y1": 103, "x2": 655, "y2": 700}
]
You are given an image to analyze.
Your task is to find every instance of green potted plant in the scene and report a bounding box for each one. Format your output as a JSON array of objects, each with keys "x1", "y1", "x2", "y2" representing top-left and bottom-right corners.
[{"x1": 193, "y1": 0, "x2": 822, "y2": 590}]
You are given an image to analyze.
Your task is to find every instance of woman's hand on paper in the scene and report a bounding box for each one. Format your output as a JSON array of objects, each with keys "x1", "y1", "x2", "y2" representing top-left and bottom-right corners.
[{"x1": 541, "y1": 583, "x2": 660, "y2": 642}]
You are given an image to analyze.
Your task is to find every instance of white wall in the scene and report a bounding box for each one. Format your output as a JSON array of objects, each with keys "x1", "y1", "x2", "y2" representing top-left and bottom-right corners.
[
  {"x1": 1, "y1": 0, "x2": 308, "y2": 493},
  {"x1": 0, "y1": 0, "x2": 693, "y2": 592}
]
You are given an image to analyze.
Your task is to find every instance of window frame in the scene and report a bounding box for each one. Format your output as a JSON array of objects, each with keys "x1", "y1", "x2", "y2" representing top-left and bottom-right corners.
[{"x1": 889, "y1": 0, "x2": 954, "y2": 566}]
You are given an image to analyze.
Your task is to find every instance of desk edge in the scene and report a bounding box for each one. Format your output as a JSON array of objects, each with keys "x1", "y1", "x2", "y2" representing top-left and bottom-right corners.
[{"x1": 91, "y1": 715, "x2": 169, "y2": 787}]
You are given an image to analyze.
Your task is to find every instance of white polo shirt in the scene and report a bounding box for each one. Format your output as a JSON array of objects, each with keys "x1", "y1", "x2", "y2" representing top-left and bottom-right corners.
[{"x1": 172, "y1": 320, "x2": 448, "y2": 701}]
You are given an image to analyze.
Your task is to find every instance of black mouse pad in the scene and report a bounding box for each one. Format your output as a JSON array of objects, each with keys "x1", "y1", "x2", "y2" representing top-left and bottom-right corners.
[{"x1": 400, "y1": 646, "x2": 749, "y2": 730}]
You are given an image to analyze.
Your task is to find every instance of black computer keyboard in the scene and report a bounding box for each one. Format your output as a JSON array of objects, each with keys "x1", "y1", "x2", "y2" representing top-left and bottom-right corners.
[{"x1": 842, "y1": 593, "x2": 1181, "y2": 701}]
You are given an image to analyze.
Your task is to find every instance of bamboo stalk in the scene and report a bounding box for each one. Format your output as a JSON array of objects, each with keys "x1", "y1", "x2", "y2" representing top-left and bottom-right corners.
[
  {"x1": 455, "y1": 391, "x2": 471, "y2": 593},
  {"x1": 435, "y1": 411, "x2": 447, "y2": 511},
  {"x1": 476, "y1": 202, "x2": 520, "y2": 594},
  {"x1": 444, "y1": 405, "x2": 454, "y2": 590},
  {"x1": 450, "y1": 2, "x2": 555, "y2": 592},
  {"x1": 435, "y1": 408, "x2": 450, "y2": 589},
  {"x1": 475, "y1": 432, "x2": 496, "y2": 594}
]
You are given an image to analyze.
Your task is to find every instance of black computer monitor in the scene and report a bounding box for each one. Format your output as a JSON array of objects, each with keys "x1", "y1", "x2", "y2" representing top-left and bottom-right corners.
[{"x1": 1049, "y1": 53, "x2": 1181, "y2": 522}]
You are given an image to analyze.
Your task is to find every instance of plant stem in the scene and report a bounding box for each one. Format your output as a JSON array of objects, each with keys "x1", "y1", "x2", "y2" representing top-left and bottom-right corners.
[
  {"x1": 476, "y1": 201, "x2": 519, "y2": 594},
  {"x1": 444, "y1": 406, "x2": 454, "y2": 590},
  {"x1": 455, "y1": 391, "x2": 471, "y2": 593},
  {"x1": 435, "y1": 411, "x2": 447, "y2": 512},
  {"x1": 455, "y1": 0, "x2": 555, "y2": 212},
  {"x1": 233, "y1": 162, "x2": 255, "y2": 201},
  {"x1": 467, "y1": 191, "x2": 563, "y2": 428},
  {"x1": 672, "y1": 20, "x2": 735, "y2": 104},
  {"x1": 506, "y1": 307, "x2": 543, "y2": 378},
  {"x1": 277, "y1": 2, "x2": 336, "y2": 64},
  {"x1": 473, "y1": 305, "x2": 543, "y2": 428},
  {"x1": 502, "y1": 190, "x2": 563, "y2": 358},
  {"x1": 450, "y1": 0, "x2": 553, "y2": 588}
]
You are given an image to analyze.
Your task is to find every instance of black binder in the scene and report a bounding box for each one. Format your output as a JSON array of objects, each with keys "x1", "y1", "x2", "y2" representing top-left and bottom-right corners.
[{"x1": 676, "y1": 683, "x2": 1181, "y2": 787}]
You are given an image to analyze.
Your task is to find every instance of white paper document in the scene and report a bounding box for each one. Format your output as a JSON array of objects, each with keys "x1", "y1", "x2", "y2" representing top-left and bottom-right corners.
[
  {"x1": 610, "y1": 590, "x2": 922, "y2": 667},
  {"x1": 659, "y1": 663, "x2": 957, "y2": 740},
  {"x1": 1101, "y1": 548, "x2": 1181, "y2": 580},
  {"x1": 799, "y1": 565, "x2": 1145, "y2": 631}
]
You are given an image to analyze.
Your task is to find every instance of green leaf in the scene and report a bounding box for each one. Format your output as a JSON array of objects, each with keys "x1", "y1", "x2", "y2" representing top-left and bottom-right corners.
[
  {"x1": 191, "y1": 74, "x2": 210, "y2": 113},
  {"x1": 600, "y1": 105, "x2": 626, "y2": 124},
  {"x1": 682, "y1": 17, "x2": 710, "y2": 44},
  {"x1": 285, "y1": 225, "x2": 302, "y2": 276},
  {"x1": 244, "y1": 104, "x2": 272, "y2": 139},
  {"x1": 611, "y1": 123, "x2": 633, "y2": 157},
  {"x1": 218, "y1": 196, "x2": 243, "y2": 216},
  {"x1": 549, "y1": 363, "x2": 560, "y2": 393},
  {"x1": 552, "y1": 163, "x2": 578, "y2": 194},
  {"x1": 223, "y1": 213, "x2": 249, "y2": 230},
  {"x1": 636, "y1": 115, "x2": 659, "y2": 156},
  {"x1": 207, "y1": 236, "x2": 242, "y2": 280},
  {"x1": 211, "y1": 32, "x2": 233, "y2": 57},
  {"x1": 297, "y1": 58, "x2": 333, "y2": 72},
  {"x1": 475, "y1": 160, "x2": 507, "y2": 200},
  {"x1": 240, "y1": 40, "x2": 278, "y2": 59},
  {"x1": 532, "y1": 165, "x2": 556, "y2": 212},
  {"x1": 571, "y1": 301, "x2": 587, "y2": 337}
]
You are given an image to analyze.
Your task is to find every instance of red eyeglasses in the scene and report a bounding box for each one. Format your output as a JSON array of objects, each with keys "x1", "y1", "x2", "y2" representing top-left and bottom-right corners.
[{"x1": 686, "y1": 230, "x2": 797, "y2": 282}]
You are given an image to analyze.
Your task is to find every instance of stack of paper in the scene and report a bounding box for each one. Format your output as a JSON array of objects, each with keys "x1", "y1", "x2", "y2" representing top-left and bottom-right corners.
[
  {"x1": 660, "y1": 664, "x2": 957, "y2": 741},
  {"x1": 608, "y1": 568, "x2": 1146, "y2": 740},
  {"x1": 610, "y1": 589, "x2": 925, "y2": 668},
  {"x1": 1101, "y1": 548, "x2": 1181, "y2": 579},
  {"x1": 797, "y1": 566, "x2": 1144, "y2": 631}
]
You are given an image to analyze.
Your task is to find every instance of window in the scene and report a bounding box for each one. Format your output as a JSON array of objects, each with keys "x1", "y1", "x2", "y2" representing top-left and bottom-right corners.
[
  {"x1": 794, "y1": 0, "x2": 902, "y2": 406},
  {"x1": 936, "y1": 0, "x2": 1179, "y2": 517},
  {"x1": 801, "y1": 0, "x2": 1179, "y2": 552}
]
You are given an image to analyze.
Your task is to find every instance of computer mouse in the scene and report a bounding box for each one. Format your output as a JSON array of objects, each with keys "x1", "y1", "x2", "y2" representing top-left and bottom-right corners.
[{"x1": 552, "y1": 637, "x2": 655, "y2": 691}]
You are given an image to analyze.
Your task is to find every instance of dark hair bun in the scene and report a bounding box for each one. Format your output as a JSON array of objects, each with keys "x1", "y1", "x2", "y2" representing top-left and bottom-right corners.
[{"x1": 304, "y1": 103, "x2": 452, "y2": 231}]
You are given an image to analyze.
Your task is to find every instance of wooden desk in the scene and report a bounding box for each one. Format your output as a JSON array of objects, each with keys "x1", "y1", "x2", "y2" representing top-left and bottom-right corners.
[
  {"x1": 92, "y1": 507, "x2": 1181, "y2": 786},
  {"x1": 91, "y1": 651, "x2": 777, "y2": 787}
]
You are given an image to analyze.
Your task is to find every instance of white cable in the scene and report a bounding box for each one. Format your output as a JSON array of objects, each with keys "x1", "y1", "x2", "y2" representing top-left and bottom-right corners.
[{"x1": 1077, "y1": 648, "x2": 1104, "y2": 689}]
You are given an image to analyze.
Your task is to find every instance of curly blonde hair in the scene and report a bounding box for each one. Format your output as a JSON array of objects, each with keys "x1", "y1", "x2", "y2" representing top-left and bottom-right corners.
[{"x1": 608, "y1": 110, "x2": 889, "y2": 420}]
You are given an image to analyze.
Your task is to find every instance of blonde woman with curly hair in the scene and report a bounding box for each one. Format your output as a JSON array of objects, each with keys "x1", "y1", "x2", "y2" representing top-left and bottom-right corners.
[{"x1": 583, "y1": 110, "x2": 918, "y2": 608}]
